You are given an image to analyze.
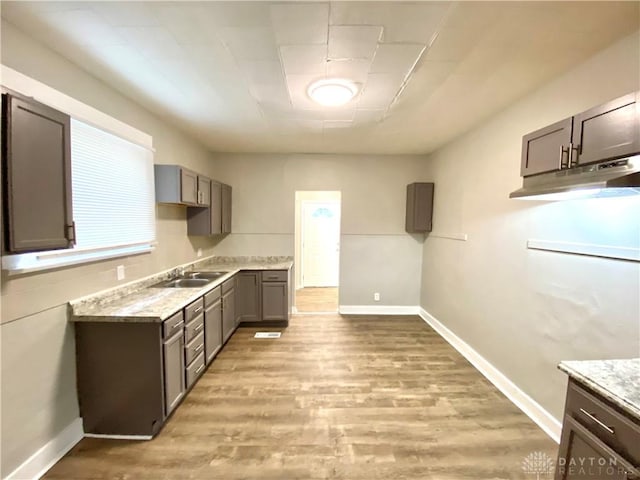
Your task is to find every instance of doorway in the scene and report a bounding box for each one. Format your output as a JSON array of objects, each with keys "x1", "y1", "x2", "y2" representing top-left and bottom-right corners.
[{"x1": 294, "y1": 191, "x2": 341, "y2": 313}]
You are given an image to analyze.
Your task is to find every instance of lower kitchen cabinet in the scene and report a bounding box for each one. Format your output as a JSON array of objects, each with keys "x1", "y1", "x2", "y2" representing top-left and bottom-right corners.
[
  {"x1": 222, "y1": 277, "x2": 236, "y2": 343},
  {"x1": 556, "y1": 380, "x2": 640, "y2": 479},
  {"x1": 73, "y1": 267, "x2": 290, "y2": 437},
  {"x1": 236, "y1": 271, "x2": 261, "y2": 322},
  {"x1": 76, "y1": 318, "x2": 179, "y2": 437},
  {"x1": 204, "y1": 286, "x2": 222, "y2": 365},
  {"x1": 261, "y1": 272, "x2": 288, "y2": 322},
  {"x1": 163, "y1": 327, "x2": 185, "y2": 417}
]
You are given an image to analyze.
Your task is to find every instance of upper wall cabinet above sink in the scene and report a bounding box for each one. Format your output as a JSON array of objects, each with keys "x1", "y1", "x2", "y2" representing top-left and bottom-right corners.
[{"x1": 154, "y1": 164, "x2": 210, "y2": 207}]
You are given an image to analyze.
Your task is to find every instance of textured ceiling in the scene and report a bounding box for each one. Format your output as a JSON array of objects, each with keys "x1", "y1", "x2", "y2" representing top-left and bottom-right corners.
[{"x1": 1, "y1": 1, "x2": 639, "y2": 154}]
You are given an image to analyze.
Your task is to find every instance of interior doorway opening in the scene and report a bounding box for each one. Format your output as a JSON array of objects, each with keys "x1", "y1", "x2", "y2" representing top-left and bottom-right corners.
[{"x1": 294, "y1": 191, "x2": 341, "y2": 313}]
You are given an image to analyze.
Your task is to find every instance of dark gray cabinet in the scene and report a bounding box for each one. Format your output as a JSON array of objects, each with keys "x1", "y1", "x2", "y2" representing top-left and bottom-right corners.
[
  {"x1": 184, "y1": 298, "x2": 205, "y2": 389},
  {"x1": 405, "y1": 182, "x2": 434, "y2": 233},
  {"x1": 521, "y1": 118, "x2": 573, "y2": 176},
  {"x1": 1, "y1": 90, "x2": 74, "y2": 253},
  {"x1": 261, "y1": 275, "x2": 288, "y2": 322},
  {"x1": 572, "y1": 92, "x2": 640, "y2": 167},
  {"x1": 222, "y1": 277, "x2": 236, "y2": 343},
  {"x1": 187, "y1": 180, "x2": 224, "y2": 236},
  {"x1": 75, "y1": 316, "x2": 180, "y2": 437},
  {"x1": 237, "y1": 271, "x2": 261, "y2": 322},
  {"x1": 155, "y1": 165, "x2": 209, "y2": 206},
  {"x1": 521, "y1": 91, "x2": 640, "y2": 178},
  {"x1": 163, "y1": 327, "x2": 185, "y2": 417},
  {"x1": 204, "y1": 287, "x2": 222, "y2": 365},
  {"x1": 556, "y1": 380, "x2": 640, "y2": 480},
  {"x1": 221, "y1": 183, "x2": 232, "y2": 234},
  {"x1": 197, "y1": 176, "x2": 211, "y2": 206}
]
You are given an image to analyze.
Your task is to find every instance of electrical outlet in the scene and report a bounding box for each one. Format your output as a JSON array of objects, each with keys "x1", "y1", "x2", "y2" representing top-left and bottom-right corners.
[
  {"x1": 374, "y1": 292, "x2": 380, "y2": 302},
  {"x1": 197, "y1": 248, "x2": 203, "y2": 258},
  {"x1": 116, "y1": 265, "x2": 125, "y2": 281}
]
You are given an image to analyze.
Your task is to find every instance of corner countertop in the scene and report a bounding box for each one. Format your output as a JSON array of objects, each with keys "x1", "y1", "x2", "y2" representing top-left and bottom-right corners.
[
  {"x1": 559, "y1": 358, "x2": 640, "y2": 421},
  {"x1": 70, "y1": 256, "x2": 293, "y2": 324}
]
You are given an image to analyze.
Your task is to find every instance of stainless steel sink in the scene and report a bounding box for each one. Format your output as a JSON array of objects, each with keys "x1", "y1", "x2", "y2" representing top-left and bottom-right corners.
[
  {"x1": 182, "y1": 271, "x2": 228, "y2": 280},
  {"x1": 153, "y1": 278, "x2": 213, "y2": 288}
]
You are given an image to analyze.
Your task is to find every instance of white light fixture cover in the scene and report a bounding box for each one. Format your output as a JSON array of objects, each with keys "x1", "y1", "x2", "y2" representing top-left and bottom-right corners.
[{"x1": 307, "y1": 78, "x2": 358, "y2": 107}]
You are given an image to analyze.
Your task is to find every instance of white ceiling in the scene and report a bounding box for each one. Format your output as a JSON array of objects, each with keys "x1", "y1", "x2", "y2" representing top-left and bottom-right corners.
[{"x1": 2, "y1": 1, "x2": 639, "y2": 154}]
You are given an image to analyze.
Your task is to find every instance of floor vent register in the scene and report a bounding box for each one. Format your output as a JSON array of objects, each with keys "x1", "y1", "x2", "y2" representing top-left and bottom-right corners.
[{"x1": 254, "y1": 332, "x2": 281, "y2": 339}]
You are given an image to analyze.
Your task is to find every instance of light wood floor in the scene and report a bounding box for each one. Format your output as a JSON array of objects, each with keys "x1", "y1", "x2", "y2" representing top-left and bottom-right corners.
[
  {"x1": 295, "y1": 287, "x2": 339, "y2": 312},
  {"x1": 44, "y1": 315, "x2": 556, "y2": 479}
]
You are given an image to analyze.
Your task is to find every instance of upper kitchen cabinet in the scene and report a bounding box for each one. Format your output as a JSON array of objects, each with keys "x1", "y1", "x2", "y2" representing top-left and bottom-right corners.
[
  {"x1": 221, "y1": 183, "x2": 232, "y2": 234},
  {"x1": 1, "y1": 90, "x2": 74, "y2": 253},
  {"x1": 405, "y1": 182, "x2": 434, "y2": 233},
  {"x1": 520, "y1": 91, "x2": 640, "y2": 177},
  {"x1": 572, "y1": 91, "x2": 640, "y2": 167},
  {"x1": 187, "y1": 180, "x2": 229, "y2": 236},
  {"x1": 521, "y1": 118, "x2": 573, "y2": 176},
  {"x1": 154, "y1": 165, "x2": 210, "y2": 206}
]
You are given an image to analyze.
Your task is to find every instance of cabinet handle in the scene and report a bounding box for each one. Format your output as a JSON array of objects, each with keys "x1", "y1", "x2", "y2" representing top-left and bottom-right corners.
[
  {"x1": 195, "y1": 324, "x2": 203, "y2": 332},
  {"x1": 195, "y1": 364, "x2": 205, "y2": 374},
  {"x1": 579, "y1": 408, "x2": 615, "y2": 435},
  {"x1": 193, "y1": 306, "x2": 203, "y2": 314},
  {"x1": 194, "y1": 344, "x2": 204, "y2": 353},
  {"x1": 171, "y1": 322, "x2": 182, "y2": 330},
  {"x1": 559, "y1": 145, "x2": 569, "y2": 169},
  {"x1": 569, "y1": 142, "x2": 580, "y2": 168}
]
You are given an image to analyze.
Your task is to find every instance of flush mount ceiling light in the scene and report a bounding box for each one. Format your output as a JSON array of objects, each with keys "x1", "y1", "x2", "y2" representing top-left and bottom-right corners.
[{"x1": 307, "y1": 78, "x2": 358, "y2": 107}]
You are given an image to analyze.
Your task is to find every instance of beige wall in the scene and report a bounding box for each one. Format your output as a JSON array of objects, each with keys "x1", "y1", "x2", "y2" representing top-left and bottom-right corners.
[
  {"x1": 0, "y1": 20, "x2": 217, "y2": 476},
  {"x1": 420, "y1": 31, "x2": 640, "y2": 420},
  {"x1": 209, "y1": 153, "x2": 427, "y2": 306}
]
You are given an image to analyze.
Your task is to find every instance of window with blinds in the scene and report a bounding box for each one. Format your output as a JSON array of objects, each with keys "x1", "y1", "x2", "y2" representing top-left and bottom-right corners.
[
  {"x1": 2, "y1": 119, "x2": 156, "y2": 274},
  {"x1": 71, "y1": 119, "x2": 155, "y2": 250}
]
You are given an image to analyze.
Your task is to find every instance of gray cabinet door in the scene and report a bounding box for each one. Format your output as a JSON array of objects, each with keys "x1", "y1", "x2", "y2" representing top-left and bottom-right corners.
[
  {"x1": 204, "y1": 298, "x2": 222, "y2": 364},
  {"x1": 197, "y1": 176, "x2": 211, "y2": 206},
  {"x1": 237, "y1": 272, "x2": 261, "y2": 322},
  {"x1": 2, "y1": 91, "x2": 74, "y2": 253},
  {"x1": 572, "y1": 91, "x2": 640, "y2": 167},
  {"x1": 222, "y1": 288, "x2": 235, "y2": 343},
  {"x1": 521, "y1": 118, "x2": 573, "y2": 177},
  {"x1": 261, "y1": 282, "x2": 288, "y2": 321},
  {"x1": 405, "y1": 183, "x2": 434, "y2": 233},
  {"x1": 163, "y1": 330, "x2": 185, "y2": 417},
  {"x1": 221, "y1": 183, "x2": 232, "y2": 233},
  {"x1": 210, "y1": 181, "x2": 223, "y2": 234},
  {"x1": 180, "y1": 168, "x2": 198, "y2": 205}
]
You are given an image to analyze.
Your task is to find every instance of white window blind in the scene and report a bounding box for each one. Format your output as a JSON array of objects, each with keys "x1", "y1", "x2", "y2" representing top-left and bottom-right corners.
[{"x1": 71, "y1": 119, "x2": 155, "y2": 249}]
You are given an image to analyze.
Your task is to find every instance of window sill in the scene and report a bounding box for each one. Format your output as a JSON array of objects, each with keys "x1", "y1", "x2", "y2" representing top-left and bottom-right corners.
[{"x1": 2, "y1": 243, "x2": 155, "y2": 276}]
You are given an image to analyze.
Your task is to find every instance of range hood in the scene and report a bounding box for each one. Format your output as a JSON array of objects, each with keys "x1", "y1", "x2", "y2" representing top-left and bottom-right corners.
[{"x1": 509, "y1": 156, "x2": 640, "y2": 200}]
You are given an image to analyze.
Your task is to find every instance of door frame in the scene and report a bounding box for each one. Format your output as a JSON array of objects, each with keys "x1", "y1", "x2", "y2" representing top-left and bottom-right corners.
[{"x1": 293, "y1": 191, "x2": 342, "y2": 304}]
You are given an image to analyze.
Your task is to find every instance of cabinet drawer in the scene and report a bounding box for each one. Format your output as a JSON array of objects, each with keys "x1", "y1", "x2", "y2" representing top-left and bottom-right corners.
[
  {"x1": 204, "y1": 286, "x2": 221, "y2": 307},
  {"x1": 184, "y1": 313, "x2": 204, "y2": 344},
  {"x1": 262, "y1": 270, "x2": 287, "y2": 282},
  {"x1": 185, "y1": 332, "x2": 205, "y2": 366},
  {"x1": 186, "y1": 352, "x2": 205, "y2": 389},
  {"x1": 222, "y1": 276, "x2": 235, "y2": 294},
  {"x1": 184, "y1": 298, "x2": 204, "y2": 323},
  {"x1": 566, "y1": 381, "x2": 640, "y2": 465},
  {"x1": 163, "y1": 311, "x2": 184, "y2": 338}
]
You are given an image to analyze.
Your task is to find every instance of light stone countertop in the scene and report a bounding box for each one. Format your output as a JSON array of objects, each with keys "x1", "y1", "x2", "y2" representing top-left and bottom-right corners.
[
  {"x1": 70, "y1": 256, "x2": 293, "y2": 323},
  {"x1": 559, "y1": 358, "x2": 640, "y2": 421}
]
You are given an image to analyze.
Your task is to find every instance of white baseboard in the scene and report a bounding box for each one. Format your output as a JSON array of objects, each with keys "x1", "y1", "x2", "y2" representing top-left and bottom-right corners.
[
  {"x1": 418, "y1": 307, "x2": 562, "y2": 443},
  {"x1": 339, "y1": 305, "x2": 420, "y2": 315},
  {"x1": 5, "y1": 418, "x2": 83, "y2": 480}
]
